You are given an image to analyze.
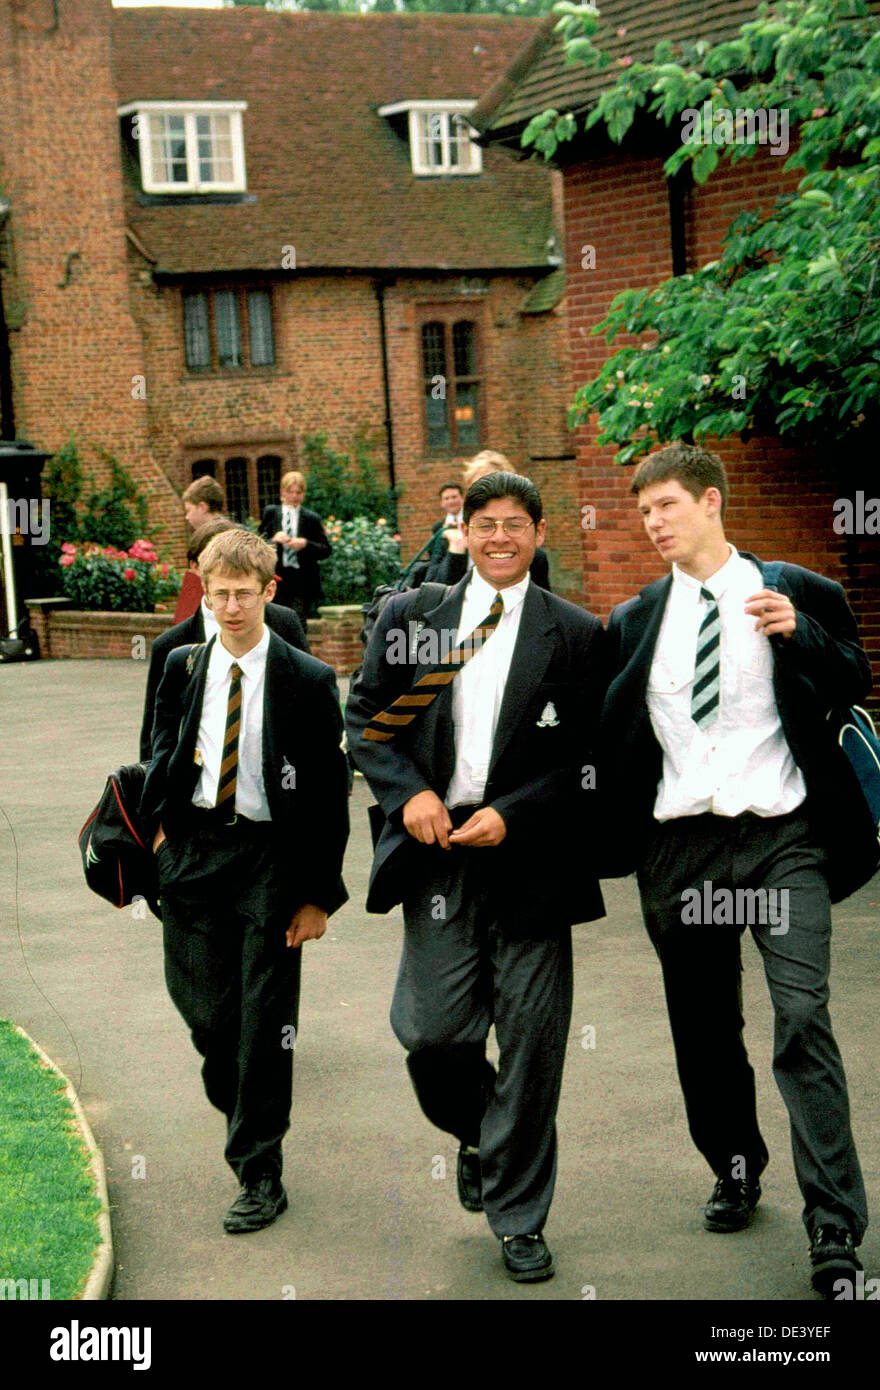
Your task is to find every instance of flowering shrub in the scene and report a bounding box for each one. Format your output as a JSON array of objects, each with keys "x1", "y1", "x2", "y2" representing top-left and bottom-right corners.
[
  {"x1": 319, "y1": 516, "x2": 402, "y2": 606},
  {"x1": 58, "y1": 540, "x2": 182, "y2": 613}
]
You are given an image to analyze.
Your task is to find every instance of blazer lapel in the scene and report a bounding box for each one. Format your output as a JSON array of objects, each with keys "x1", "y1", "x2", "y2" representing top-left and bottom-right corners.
[
  {"x1": 262, "y1": 630, "x2": 297, "y2": 795},
  {"x1": 489, "y1": 583, "x2": 555, "y2": 777},
  {"x1": 615, "y1": 574, "x2": 673, "y2": 698}
]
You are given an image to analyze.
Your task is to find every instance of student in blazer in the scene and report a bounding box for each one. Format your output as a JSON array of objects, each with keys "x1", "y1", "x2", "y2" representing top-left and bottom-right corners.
[
  {"x1": 259, "y1": 470, "x2": 331, "y2": 618},
  {"x1": 346, "y1": 472, "x2": 605, "y2": 1284},
  {"x1": 141, "y1": 529, "x2": 348, "y2": 1236},
  {"x1": 598, "y1": 442, "x2": 877, "y2": 1298}
]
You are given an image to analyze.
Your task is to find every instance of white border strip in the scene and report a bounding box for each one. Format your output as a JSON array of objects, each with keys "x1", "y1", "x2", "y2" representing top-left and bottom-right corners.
[{"x1": 13, "y1": 1026, "x2": 114, "y2": 1301}]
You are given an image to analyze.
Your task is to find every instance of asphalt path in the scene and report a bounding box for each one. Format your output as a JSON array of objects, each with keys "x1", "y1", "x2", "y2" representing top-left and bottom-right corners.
[{"x1": 1, "y1": 659, "x2": 878, "y2": 1303}]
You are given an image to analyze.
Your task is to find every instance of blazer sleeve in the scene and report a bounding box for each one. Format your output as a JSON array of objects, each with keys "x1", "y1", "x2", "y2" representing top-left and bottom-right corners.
[
  {"x1": 258, "y1": 506, "x2": 278, "y2": 541},
  {"x1": 140, "y1": 649, "x2": 189, "y2": 838},
  {"x1": 301, "y1": 510, "x2": 331, "y2": 562},
  {"x1": 344, "y1": 591, "x2": 436, "y2": 816},
  {"x1": 291, "y1": 665, "x2": 349, "y2": 914},
  {"x1": 773, "y1": 569, "x2": 872, "y2": 708},
  {"x1": 139, "y1": 634, "x2": 170, "y2": 761}
]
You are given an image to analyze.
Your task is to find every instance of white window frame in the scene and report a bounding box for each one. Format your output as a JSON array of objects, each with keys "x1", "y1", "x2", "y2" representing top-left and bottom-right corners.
[
  {"x1": 377, "y1": 100, "x2": 482, "y2": 177},
  {"x1": 118, "y1": 100, "x2": 248, "y2": 194}
]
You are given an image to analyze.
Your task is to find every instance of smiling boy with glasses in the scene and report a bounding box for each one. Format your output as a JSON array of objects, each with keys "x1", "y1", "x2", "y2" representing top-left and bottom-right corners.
[
  {"x1": 346, "y1": 472, "x2": 606, "y2": 1282},
  {"x1": 141, "y1": 529, "x2": 349, "y2": 1234}
]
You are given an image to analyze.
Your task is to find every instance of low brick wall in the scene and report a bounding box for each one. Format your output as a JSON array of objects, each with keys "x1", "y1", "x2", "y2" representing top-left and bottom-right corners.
[
  {"x1": 27, "y1": 603, "x2": 174, "y2": 660},
  {"x1": 307, "y1": 604, "x2": 364, "y2": 676},
  {"x1": 26, "y1": 599, "x2": 365, "y2": 674}
]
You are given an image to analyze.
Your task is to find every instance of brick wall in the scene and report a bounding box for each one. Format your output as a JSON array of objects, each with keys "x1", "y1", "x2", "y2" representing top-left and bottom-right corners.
[
  {"x1": 562, "y1": 145, "x2": 880, "y2": 700},
  {"x1": 0, "y1": 0, "x2": 184, "y2": 553}
]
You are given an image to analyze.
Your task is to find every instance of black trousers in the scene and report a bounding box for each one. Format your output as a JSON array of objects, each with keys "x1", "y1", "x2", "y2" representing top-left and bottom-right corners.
[
  {"x1": 273, "y1": 572, "x2": 309, "y2": 622},
  {"x1": 157, "y1": 816, "x2": 302, "y2": 1186},
  {"x1": 391, "y1": 819, "x2": 573, "y2": 1237},
  {"x1": 638, "y1": 808, "x2": 867, "y2": 1241}
]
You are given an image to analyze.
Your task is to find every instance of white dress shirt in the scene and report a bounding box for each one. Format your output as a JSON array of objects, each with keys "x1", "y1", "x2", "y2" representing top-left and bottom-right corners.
[
  {"x1": 446, "y1": 570, "x2": 530, "y2": 808},
  {"x1": 192, "y1": 629, "x2": 272, "y2": 820},
  {"x1": 648, "y1": 545, "x2": 806, "y2": 820}
]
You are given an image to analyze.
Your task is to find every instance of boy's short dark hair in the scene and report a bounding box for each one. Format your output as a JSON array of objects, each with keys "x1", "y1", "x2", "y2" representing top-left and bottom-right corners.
[
  {"x1": 463, "y1": 471, "x2": 543, "y2": 526},
  {"x1": 182, "y1": 475, "x2": 226, "y2": 512},
  {"x1": 439, "y1": 481, "x2": 463, "y2": 496},
  {"x1": 630, "y1": 443, "x2": 729, "y2": 518},
  {"x1": 186, "y1": 517, "x2": 239, "y2": 566}
]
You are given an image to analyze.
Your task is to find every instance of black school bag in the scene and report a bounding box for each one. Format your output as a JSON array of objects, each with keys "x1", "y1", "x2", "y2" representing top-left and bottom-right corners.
[{"x1": 78, "y1": 761, "x2": 159, "y2": 918}]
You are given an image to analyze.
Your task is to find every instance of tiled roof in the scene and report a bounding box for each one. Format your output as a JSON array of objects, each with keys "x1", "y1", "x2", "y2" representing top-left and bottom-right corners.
[
  {"x1": 472, "y1": 1, "x2": 781, "y2": 140},
  {"x1": 111, "y1": 10, "x2": 556, "y2": 275}
]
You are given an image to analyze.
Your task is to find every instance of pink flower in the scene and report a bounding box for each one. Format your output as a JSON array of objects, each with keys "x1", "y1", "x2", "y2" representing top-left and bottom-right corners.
[
  {"x1": 812, "y1": 107, "x2": 827, "y2": 118},
  {"x1": 60, "y1": 553, "x2": 76, "y2": 567},
  {"x1": 393, "y1": 533, "x2": 402, "y2": 543},
  {"x1": 61, "y1": 542, "x2": 77, "y2": 554},
  {"x1": 617, "y1": 26, "x2": 627, "y2": 37},
  {"x1": 123, "y1": 568, "x2": 136, "y2": 581},
  {"x1": 618, "y1": 55, "x2": 633, "y2": 68}
]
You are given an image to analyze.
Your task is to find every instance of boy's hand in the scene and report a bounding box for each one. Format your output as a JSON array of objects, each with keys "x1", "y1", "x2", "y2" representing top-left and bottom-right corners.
[
  {"x1": 153, "y1": 826, "x2": 166, "y2": 853},
  {"x1": 403, "y1": 790, "x2": 453, "y2": 848},
  {"x1": 744, "y1": 590, "x2": 796, "y2": 639},
  {"x1": 286, "y1": 904, "x2": 327, "y2": 948},
  {"x1": 448, "y1": 807, "x2": 507, "y2": 847}
]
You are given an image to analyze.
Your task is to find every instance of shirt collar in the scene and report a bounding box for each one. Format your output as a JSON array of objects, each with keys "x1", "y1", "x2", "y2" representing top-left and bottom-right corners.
[
  {"x1": 672, "y1": 544, "x2": 738, "y2": 601},
  {"x1": 466, "y1": 566, "x2": 530, "y2": 615},
  {"x1": 214, "y1": 625, "x2": 270, "y2": 679}
]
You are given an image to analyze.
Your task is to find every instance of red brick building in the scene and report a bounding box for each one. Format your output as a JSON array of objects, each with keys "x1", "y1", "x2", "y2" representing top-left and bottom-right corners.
[
  {"x1": 0, "y1": 0, "x2": 583, "y2": 598},
  {"x1": 472, "y1": 0, "x2": 880, "y2": 694}
]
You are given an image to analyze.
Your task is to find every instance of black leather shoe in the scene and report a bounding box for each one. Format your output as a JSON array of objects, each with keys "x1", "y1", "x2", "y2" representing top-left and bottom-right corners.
[
  {"x1": 501, "y1": 1233, "x2": 554, "y2": 1283},
  {"x1": 703, "y1": 1176, "x2": 761, "y2": 1232},
  {"x1": 810, "y1": 1224, "x2": 862, "y2": 1298},
  {"x1": 456, "y1": 1145, "x2": 483, "y2": 1213},
  {"x1": 223, "y1": 1176, "x2": 288, "y2": 1234}
]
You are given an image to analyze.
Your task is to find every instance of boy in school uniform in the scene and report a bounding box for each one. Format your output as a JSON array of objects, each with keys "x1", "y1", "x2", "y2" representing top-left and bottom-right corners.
[{"x1": 142, "y1": 529, "x2": 349, "y2": 1233}]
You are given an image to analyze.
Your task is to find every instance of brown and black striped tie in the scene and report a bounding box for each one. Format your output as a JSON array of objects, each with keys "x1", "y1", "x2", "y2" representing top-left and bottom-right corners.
[
  {"x1": 363, "y1": 591, "x2": 504, "y2": 743},
  {"x1": 216, "y1": 662, "x2": 243, "y2": 807}
]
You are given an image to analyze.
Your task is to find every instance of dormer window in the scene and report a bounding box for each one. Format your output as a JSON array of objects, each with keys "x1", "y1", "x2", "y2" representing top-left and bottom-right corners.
[
  {"x1": 378, "y1": 101, "x2": 482, "y2": 177},
  {"x1": 118, "y1": 101, "x2": 247, "y2": 194}
]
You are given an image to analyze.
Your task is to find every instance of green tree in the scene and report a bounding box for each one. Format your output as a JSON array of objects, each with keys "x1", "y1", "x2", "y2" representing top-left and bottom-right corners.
[
  {"x1": 523, "y1": 0, "x2": 880, "y2": 462},
  {"x1": 301, "y1": 430, "x2": 398, "y2": 525}
]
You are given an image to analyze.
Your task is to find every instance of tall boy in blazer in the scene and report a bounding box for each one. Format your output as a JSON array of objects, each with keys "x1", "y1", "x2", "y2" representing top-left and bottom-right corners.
[
  {"x1": 142, "y1": 529, "x2": 348, "y2": 1234},
  {"x1": 259, "y1": 470, "x2": 331, "y2": 620},
  {"x1": 346, "y1": 472, "x2": 606, "y2": 1283},
  {"x1": 599, "y1": 442, "x2": 877, "y2": 1297}
]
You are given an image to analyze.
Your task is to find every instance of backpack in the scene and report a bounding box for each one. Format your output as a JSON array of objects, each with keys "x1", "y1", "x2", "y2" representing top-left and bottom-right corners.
[
  {"x1": 77, "y1": 642, "x2": 207, "y2": 918},
  {"x1": 78, "y1": 762, "x2": 159, "y2": 918},
  {"x1": 764, "y1": 561, "x2": 880, "y2": 846}
]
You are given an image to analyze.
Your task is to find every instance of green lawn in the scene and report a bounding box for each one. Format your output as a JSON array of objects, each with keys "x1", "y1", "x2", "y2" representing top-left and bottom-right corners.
[{"x1": 0, "y1": 1020, "x2": 103, "y2": 1301}]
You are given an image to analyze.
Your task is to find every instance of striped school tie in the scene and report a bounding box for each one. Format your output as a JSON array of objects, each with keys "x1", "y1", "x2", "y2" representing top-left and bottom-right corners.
[
  {"x1": 692, "y1": 587, "x2": 720, "y2": 729},
  {"x1": 362, "y1": 591, "x2": 504, "y2": 743},
  {"x1": 216, "y1": 663, "x2": 243, "y2": 807}
]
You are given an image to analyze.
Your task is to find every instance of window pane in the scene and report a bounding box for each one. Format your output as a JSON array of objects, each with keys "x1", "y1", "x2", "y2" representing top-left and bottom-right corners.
[
  {"x1": 454, "y1": 383, "x2": 480, "y2": 450},
  {"x1": 425, "y1": 389, "x2": 451, "y2": 451},
  {"x1": 248, "y1": 290, "x2": 275, "y2": 367},
  {"x1": 215, "y1": 291, "x2": 242, "y2": 368},
  {"x1": 452, "y1": 321, "x2": 476, "y2": 378},
  {"x1": 257, "y1": 456, "x2": 282, "y2": 514},
  {"x1": 191, "y1": 459, "x2": 217, "y2": 479},
  {"x1": 421, "y1": 322, "x2": 446, "y2": 379},
  {"x1": 449, "y1": 115, "x2": 474, "y2": 171},
  {"x1": 195, "y1": 112, "x2": 234, "y2": 184},
  {"x1": 224, "y1": 457, "x2": 249, "y2": 522},
  {"x1": 417, "y1": 111, "x2": 445, "y2": 170},
  {"x1": 183, "y1": 292, "x2": 210, "y2": 369},
  {"x1": 150, "y1": 113, "x2": 187, "y2": 185}
]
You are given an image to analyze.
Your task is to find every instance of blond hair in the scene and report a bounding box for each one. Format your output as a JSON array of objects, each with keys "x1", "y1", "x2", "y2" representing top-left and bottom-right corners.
[
  {"x1": 199, "y1": 528, "x2": 277, "y2": 590},
  {"x1": 280, "y1": 470, "x2": 306, "y2": 493},
  {"x1": 462, "y1": 451, "x2": 515, "y2": 490}
]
